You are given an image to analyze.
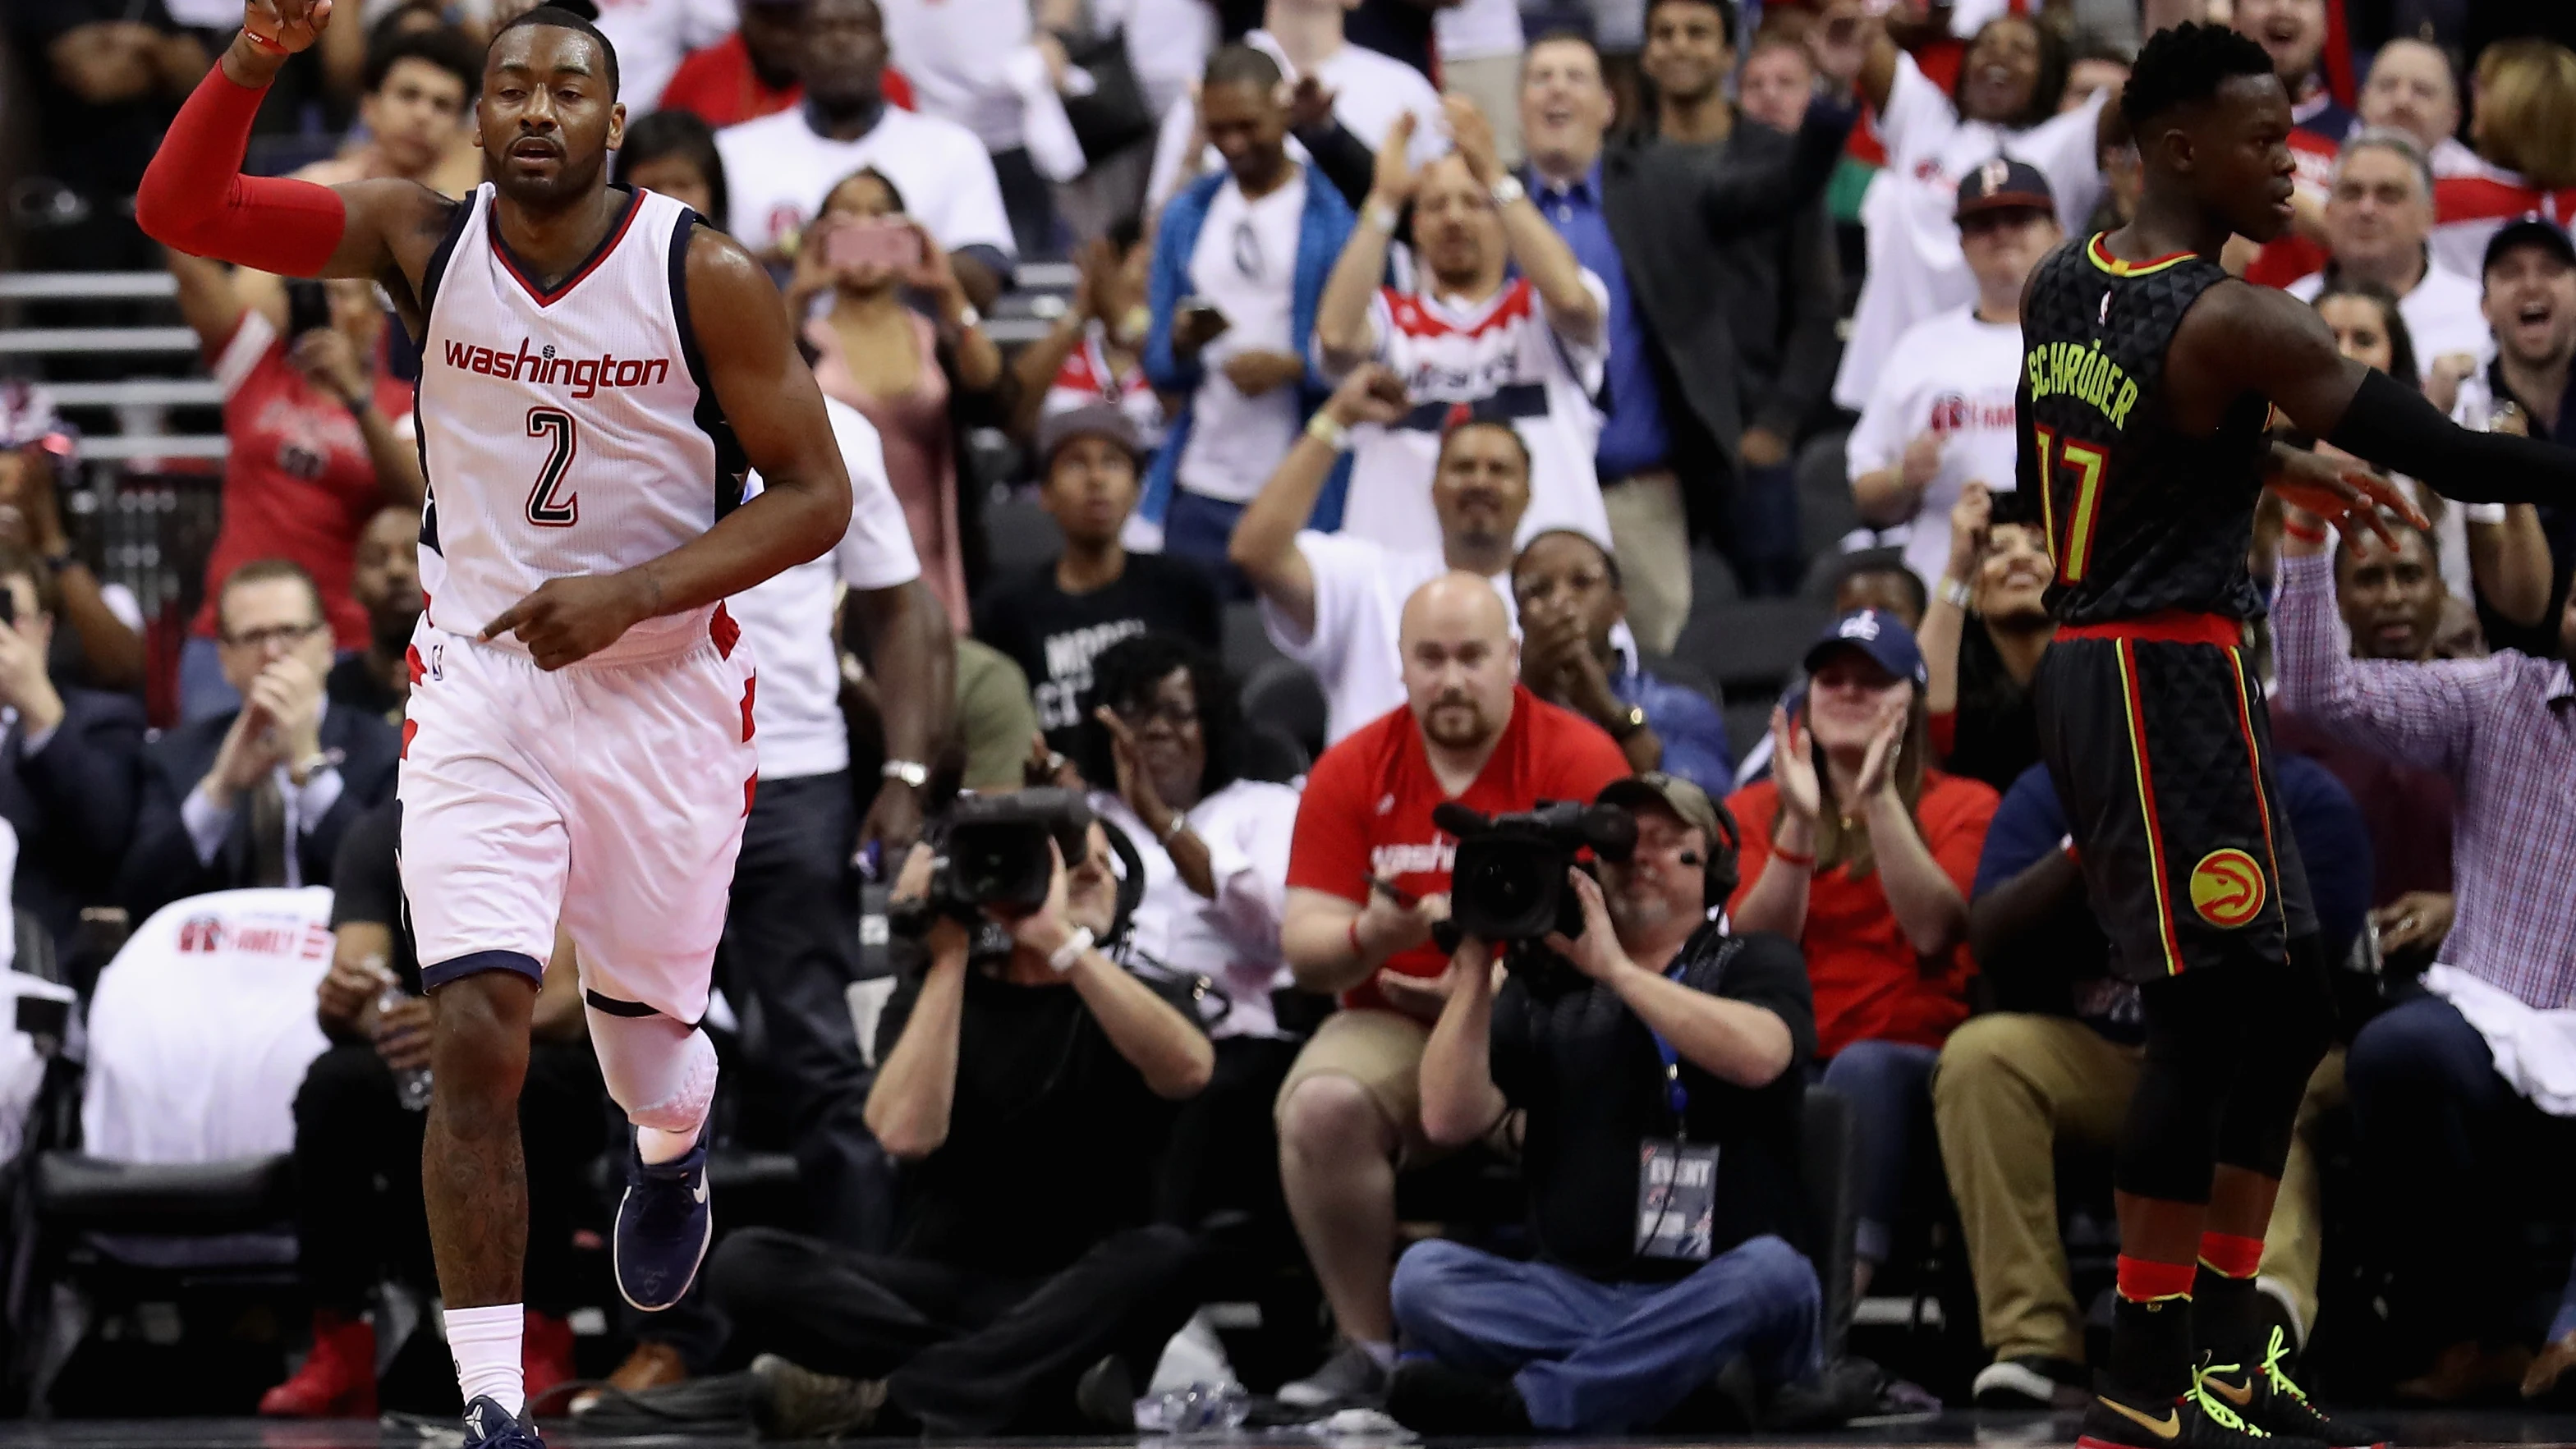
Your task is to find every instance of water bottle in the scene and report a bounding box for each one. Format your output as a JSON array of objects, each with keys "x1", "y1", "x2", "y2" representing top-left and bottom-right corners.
[
  {"x1": 371, "y1": 956, "x2": 434, "y2": 1112},
  {"x1": 1133, "y1": 1380, "x2": 1249, "y2": 1433}
]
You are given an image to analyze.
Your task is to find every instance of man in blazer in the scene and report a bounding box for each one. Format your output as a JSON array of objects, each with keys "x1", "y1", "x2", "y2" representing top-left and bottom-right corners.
[
  {"x1": 0, "y1": 541, "x2": 145, "y2": 948},
  {"x1": 122, "y1": 559, "x2": 398, "y2": 919},
  {"x1": 1516, "y1": 13, "x2": 1857, "y2": 643}
]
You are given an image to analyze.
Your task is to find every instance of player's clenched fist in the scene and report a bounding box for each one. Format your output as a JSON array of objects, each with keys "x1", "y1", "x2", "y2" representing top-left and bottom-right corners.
[
  {"x1": 243, "y1": 0, "x2": 333, "y2": 53},
  {"x1": 482, "y1": 572, "x2": 659, "y2": 671}
]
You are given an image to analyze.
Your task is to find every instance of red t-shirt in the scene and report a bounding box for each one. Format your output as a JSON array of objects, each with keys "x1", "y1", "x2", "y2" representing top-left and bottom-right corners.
[
  {"x1": 1725, "y1": 770, "x2": 1998, "y2": 1058},
  {"x1": 1287, "y1": 686, "x2": 1632, "y2": 1013},
  {"x1": 656, "y1": 34, "x2": 914, "y2": 127},
  {"x1": 192, "y1": 310, "x2": 414, "y2": 648}
]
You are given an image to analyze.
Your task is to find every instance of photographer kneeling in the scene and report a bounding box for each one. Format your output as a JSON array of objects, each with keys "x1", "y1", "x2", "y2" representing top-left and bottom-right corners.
[
  {"x1": 705, "y1": 803, "x2": 1214, "y2": 1438},
  {"x1": 1387, "y1": 775, "x2": 1824, "y2": 1434}
]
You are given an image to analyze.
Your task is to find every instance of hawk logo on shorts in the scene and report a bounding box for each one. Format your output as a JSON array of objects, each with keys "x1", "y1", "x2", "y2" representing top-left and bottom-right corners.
[{"x1": 2188, "y1": 848, "x2": 2266, "y2": 929}]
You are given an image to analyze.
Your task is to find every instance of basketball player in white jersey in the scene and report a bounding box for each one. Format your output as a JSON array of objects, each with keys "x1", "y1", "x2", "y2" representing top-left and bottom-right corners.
[{"x1": 137, "y1": 5, "x2": 854, "y2": 1445}]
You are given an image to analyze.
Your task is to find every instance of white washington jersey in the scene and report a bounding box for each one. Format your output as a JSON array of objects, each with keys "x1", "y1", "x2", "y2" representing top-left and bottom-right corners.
[{"x1": 413, "y1": 183, "x2": 744, "y2": 664}]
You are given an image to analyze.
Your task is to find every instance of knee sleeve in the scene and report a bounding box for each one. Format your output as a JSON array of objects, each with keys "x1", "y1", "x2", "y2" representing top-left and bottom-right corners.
[
  {"x1": 2115, "y1": 973, "x2": 2251, "y2": 1203},
  {"x1": 2211, "y1": 941, "x2": 2335, "y2": 1179},
  {"x1": 587, "y1": 1008, "x2": 719, "y2": 1134}
]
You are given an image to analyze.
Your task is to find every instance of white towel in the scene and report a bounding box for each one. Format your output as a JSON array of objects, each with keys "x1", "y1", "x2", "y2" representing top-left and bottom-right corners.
[{"x1": 2422, "y1": 962, "x2": 2576, "y2": 1117}]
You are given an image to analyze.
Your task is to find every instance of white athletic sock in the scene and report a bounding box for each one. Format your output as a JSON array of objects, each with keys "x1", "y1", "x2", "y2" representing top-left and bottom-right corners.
[
  {"x1": 445, "y1": 1303, "x2": 525, "y2": 1416},
  {"x1": 637, "y1": 1122, "x2": 702, "y2": 1165}
]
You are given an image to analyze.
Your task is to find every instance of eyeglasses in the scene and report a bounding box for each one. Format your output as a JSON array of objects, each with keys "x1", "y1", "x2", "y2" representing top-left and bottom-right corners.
[{"x1": 223, "y1": 620, "x2": 325, "y2": 651}]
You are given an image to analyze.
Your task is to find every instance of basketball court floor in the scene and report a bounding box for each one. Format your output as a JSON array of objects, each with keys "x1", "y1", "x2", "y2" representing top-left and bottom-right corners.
[{"x1": 7, "y1": 1412, "x2": 2576, "y2": 1447}]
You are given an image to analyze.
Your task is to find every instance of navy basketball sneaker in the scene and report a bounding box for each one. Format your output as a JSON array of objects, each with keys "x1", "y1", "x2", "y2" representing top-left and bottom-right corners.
[{"x1": 613, "y1": 1135, "x2": 711, "y2": 1311}]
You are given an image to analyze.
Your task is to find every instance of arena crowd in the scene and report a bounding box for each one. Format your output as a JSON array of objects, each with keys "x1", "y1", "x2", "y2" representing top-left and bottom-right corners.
[{"x1": 2, "y1": 0, "x2": 2575, "y2": 1427}]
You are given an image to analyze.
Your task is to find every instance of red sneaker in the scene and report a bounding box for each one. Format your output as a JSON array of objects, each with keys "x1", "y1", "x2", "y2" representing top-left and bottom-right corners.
[
  {"x1": 523, "y1": 1309, "x2": 579, "y2": 1409},
  {"x1": 259, "y1": 1309, "x2": 379, "y2": 1418}
]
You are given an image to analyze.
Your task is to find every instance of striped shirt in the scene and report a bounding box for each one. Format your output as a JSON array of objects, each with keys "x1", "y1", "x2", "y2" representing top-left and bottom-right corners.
[{"x1": 2273, "y1": 552, "x2": 2576, "y2": 1009}]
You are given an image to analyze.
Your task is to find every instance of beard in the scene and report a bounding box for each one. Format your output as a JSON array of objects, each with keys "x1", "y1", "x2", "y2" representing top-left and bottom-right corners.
[
  {"x1": 1421, "y1": 694, "x2": 1494, "y2": 749},
  {"x1": 1605, "y1": 888, "x2": 1673, "y2": 941}
]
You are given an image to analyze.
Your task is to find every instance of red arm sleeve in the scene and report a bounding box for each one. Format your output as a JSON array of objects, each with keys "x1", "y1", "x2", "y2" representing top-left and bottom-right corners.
[{"x1": 137, "y1": 62, "x2": 347, "y2": 276}]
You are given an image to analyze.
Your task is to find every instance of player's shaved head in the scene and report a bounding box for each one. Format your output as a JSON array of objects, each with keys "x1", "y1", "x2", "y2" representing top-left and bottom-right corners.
[{"x1": 1400, "y1": 574, "x2": 1518, "y2": 750}]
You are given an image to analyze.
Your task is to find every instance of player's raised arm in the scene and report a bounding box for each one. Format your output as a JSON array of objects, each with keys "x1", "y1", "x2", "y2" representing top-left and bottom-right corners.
[
  {"x1": 135, "y1": 0, "x2": 454, "y2": 286},
  {"x1": 2194, "y1": 279, "x2": 2576, "y2": 507}
]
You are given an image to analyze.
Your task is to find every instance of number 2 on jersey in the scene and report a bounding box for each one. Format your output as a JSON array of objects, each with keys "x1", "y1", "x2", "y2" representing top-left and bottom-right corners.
[
  {"x1": 2029, "y1": 424, "x2": 2108, "y2": 585},
  {"x1": 525, "y1": 407, "x2": 579, "y2": 528}
]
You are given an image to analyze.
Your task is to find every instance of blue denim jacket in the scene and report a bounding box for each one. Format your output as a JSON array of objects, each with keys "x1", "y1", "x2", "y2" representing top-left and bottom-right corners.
[{"x1": 1137, "y1": 164, "x2": 1356, "y2": 535}]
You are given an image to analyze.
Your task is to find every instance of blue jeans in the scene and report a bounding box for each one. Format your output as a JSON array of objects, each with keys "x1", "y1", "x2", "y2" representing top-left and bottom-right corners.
[
  {"x1": 1389, "y1": 1235, "x2": 1821, "y2": 1432},
  {"x1": 1819, "y1": 1039, "x2": 1940, "y2": 1265},
  {"x1": 1160, "y1": 488, "x2": 1252, "y2": 601}
]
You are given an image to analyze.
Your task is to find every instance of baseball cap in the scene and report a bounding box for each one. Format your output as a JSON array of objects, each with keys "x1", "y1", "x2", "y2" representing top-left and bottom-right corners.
[
  {"x1": 1035, "y1": 402, "x2": 1144, "y2": 467},
  {"x1": 2482, "y1": 214, "x2": 2576, "y2": 277},
  {"x1": 1954, "y1": 157, "x2": 2056, "y2": 222},
  {"x1": 1598, "y1": 772, "x2": 1724, "y2": 842},
  {"x1": 1802, "y1": 608, "x2": 1928, "y2": 686}
]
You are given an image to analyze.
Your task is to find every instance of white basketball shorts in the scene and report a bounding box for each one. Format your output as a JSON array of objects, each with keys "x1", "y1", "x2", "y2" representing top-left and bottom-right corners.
[{"x1": 397, "y1": 606, "x2": 757, "y2": 1023}]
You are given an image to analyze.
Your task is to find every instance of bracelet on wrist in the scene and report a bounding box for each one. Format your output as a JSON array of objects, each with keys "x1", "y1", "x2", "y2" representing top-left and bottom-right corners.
[
  {"x1": 1306, "y1": 410, "x2": 1352, "y2": 452},
  {"x1": 1935, "y1": 575, "x2": 1974, "y2": 608},
  {"x1": 1363, "y1": 199, "x2": 1402, "y2": 234},
  {"x1": 241, "y1": 26, "x2": 289, "y2": 54},
  {"x1": 1770, "y1": 839, "x2": 1817, "y2": 868},
  {"x1": 1347, "y1": 915, "x2": 1366, "y2": 962},
  {"x1": 1159, "y1": 812, "x2": 1189, "y2": 844},
  {"x1": 1047, "y1": 926, "x2": 1095, "y2": 974},
  {"x1": 2280, "y1": 520, "x2": 2330, "y2": 544}
]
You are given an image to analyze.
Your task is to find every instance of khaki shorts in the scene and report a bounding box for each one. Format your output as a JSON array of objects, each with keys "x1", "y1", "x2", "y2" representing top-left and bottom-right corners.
[{"x1": 1276, "y1": 1008, "x2": 1514, "y2": 1164}]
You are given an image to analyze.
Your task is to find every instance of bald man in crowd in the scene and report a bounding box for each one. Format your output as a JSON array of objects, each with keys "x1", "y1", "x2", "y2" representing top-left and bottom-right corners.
[{"x1": 1268, "y1": 572, "x2": 1632, "y2": 1409}]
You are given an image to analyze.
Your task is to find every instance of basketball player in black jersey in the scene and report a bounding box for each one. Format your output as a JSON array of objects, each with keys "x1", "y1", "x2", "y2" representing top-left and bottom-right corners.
[{"x1": 2021, "y1": 23, "x2": 2576, "y2": 1449}]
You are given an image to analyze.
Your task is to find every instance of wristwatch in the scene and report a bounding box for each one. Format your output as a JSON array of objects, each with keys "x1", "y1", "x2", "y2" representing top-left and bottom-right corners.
[
  {"x1": 881, "y1": 759, "x2": 930, "y2": 788},
  {"x1": 1488, "y1": 174, "x2": 1527, "y2": 209},
  {"x1": 1936, "y1": 575, "x2": 1975, "y2": 608}
]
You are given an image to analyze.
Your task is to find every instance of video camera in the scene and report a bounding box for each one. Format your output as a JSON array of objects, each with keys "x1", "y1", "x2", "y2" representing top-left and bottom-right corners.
[
  {"x1": 1433, "y1": 798, "x2": 1637, "y2": 941},
  {"x1": 912, "y1": 789, "x2": 1095, "y2": 922}
]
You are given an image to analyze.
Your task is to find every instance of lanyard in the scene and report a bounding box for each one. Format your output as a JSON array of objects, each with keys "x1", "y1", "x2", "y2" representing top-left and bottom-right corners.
[{"x1": 1644, "y1": 961, "x2": 1689, "y2": 1129}]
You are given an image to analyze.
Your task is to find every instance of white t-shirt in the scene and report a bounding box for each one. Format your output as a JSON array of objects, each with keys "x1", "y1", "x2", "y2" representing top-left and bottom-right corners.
[
  {"x1": 81, "y1": 887, "x2": 335, "y2": 1165},
  {"x1": 1173, "y1": 171, "x2": 1309, "y2": 504},
  {"x1": 1092, "y1": 780, "x2": 1303, "y2": 1039},
  {"x1": 1144, "y1": 31, "x2": 1448, "y2": 213},
  {"x1": 1094, "y1": 0, "x2": 1219, "y2": 116},
  {"x1": 593, "y1": 0, "x2": 738, "y2": 113},
  {"x1": 1263, "y1": 535, "x2": 1516, "y2": 743},
  {"x1": 1435, "y1": 0, "x2": 1522, "y2": 62},
  {"x1": 1335, "y1": 275, "x2": 1614, "y2": 556},
  {"x1": 2286, "y1": 260, "x2": 2494, "y2": 369},
  {"x1": 718, "y1": 105, "x2": 1017, "y2": 259},
  {"x1": 878, "y1": 0, "x2": 1032, "y2": 151},
  {"x1": 732, "y1": 397, "x2": 924, "y2": 781},
  {"x1": 1834, "y1": 53, "x2": 2105, "y2": 410},
  {"x1": 1845, "y1": 305, "x2": 2024, "y2": 589}
]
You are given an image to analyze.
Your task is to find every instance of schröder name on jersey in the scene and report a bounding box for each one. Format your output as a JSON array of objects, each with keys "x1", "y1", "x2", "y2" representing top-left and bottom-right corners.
[{"x1": 440, "y1": 337, "x2": 673, "y2": 398}]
